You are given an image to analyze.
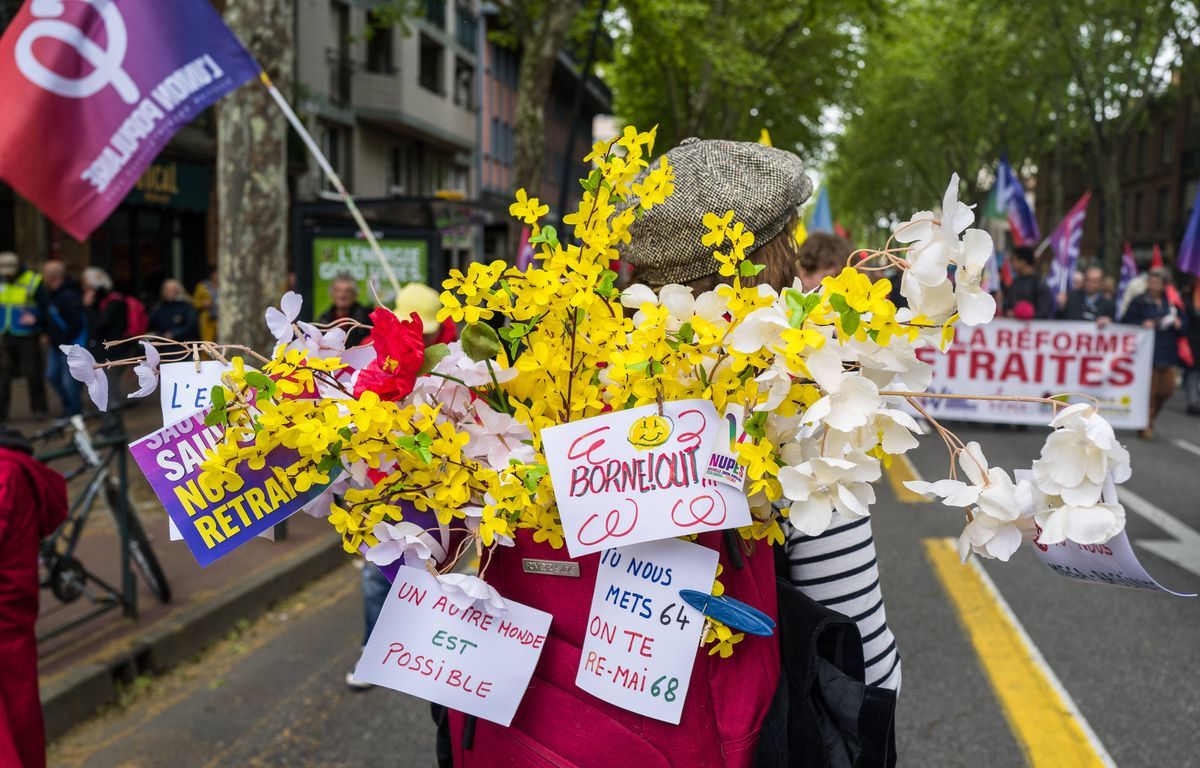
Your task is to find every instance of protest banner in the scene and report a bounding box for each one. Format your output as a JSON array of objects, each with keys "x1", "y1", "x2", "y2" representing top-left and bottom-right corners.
[
  {"x1": 1026, "y1": 474, "x2": 1195, "y2": 597},
  {"x1": 0, "y1": 0, "x2": 259, "y2": 240},
  {"x1": 912, "y1": 319, "x2": 1153, "y2": 429},
  {"x1": 354, "y1": 566, "x2": 552, "y2": 726},
  {"x1": 129, "y1": 411, "x2": 328, "y2": 567},
  {"x1": 542, "y1": 400, "x2": 752, "y2": 557},
  {"x1": 576, "y1": 539, "x2": 717, "y2": 723}
]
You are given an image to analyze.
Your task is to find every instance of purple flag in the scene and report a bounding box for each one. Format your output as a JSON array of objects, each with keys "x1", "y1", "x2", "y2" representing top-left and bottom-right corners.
[
  {"x1": 994, "y1": 155, "x2": 1040, "y2": 247},
  {"x1": 1179, "y1": 187, "x2": 1200, "y2": 277},
  {"x1": 1045, "y1": 192, "x2": 1092, "y2": 296},
  {"x1": 0, "y1": 0, "x2": 260, "y2": 240},
  {"x1": 1116, "y1": 241, "x2": 1138, "y2": 308}
]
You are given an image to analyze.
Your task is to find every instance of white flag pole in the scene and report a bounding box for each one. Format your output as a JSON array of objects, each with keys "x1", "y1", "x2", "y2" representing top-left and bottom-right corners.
[{"x1": 258, "y1": 71, "x2": 403, "y2": 301}]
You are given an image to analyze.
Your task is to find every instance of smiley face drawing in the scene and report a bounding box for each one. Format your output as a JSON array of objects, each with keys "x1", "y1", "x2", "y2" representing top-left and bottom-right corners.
[{"x1": 628, "y1": 414, "x2": 673, "y2": 450}]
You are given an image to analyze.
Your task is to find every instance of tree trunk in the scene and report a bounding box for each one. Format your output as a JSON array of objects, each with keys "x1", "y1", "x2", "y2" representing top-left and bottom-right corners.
[
  {"x1": 512, "y1": 0, "x2": 581, "y2": 197},
  {"x1": 217, "y1": 0, "x2": 293, "y2": 351},
  {"x1": 1094, "y1": 140, "x2": 1123, "y2": 276}
]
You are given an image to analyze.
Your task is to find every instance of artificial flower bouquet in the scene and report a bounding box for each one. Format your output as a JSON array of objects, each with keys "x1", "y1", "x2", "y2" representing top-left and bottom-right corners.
[{"x1": 66, "y1": 126, "x2": 1130, "y2": 647}]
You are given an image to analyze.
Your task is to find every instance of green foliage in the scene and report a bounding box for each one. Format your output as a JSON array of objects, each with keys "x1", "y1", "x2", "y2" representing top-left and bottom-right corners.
[
  {"x1": 608, "y1": 0, "x2": 874, "y2": 156},
  {"x1": 462, "y1": 322, "x2": 504, "y2": 362}
]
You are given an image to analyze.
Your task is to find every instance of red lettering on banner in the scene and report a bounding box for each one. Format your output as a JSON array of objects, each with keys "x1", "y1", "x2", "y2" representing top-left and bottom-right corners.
[
  {"x1": 997, "y1": 329, "x2": 1013, "y2": 348},
  {"x1": 946, "y1": 348, "x2": 966, "y2": 377},
  {"x1": 1049, "y1": 353, "x2": 1072, "y2": 385},
  {"x1": 998, "y1": 353, "x2": 1028, "y2": 382},
  {"x1": 1077, "y1": 333, "x2": 1093, "y2": 354},
  {"x1": 1109, "y1": 356, "x2": 1135, "y2": 386},
  {"x1": 968, "y1": 329, "x2": 987, "y2": 346},
  {"x1": 1079, "y1": 356, "x2": 1104, "y2": 386},
  {"x1": 969, "y1": 350, "x2": 995, "y2": 379}
]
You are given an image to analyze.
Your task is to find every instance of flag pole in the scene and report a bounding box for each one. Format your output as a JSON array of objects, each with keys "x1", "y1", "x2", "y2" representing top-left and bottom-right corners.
[{"x1": 257, "y1": 71, "x2": 403, "y2": 301}]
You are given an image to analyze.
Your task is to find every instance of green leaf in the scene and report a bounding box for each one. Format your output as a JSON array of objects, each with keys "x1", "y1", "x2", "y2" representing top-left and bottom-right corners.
[
  {"x1": 596, "y1": 269, "x2": 619, "y2": 299},
  {"x1": 744, "y1": 411, "x2": 768, "y2": 439},
  {"x1": 244, "y1": 371, "x2": 277, "y2": 401},
  {"x1": 738, "y1": 260, "x2": 766, "y2": 277},
  {"x1": 528, "y1": 225, "x2": 559, "y2": 249},
  {"x1": 419, "y1": 343, "x2": 450, "y2": 374},
  {"x1": 317, "y1": 443, "x2": 343, "y2": 474},
  {"x1": 677, "y1": 322, "x2": 695, "y2": 343},
  {"x1": 204, "y1": 406, "x2": 227, "y2": 427},
  {"x1": 210, "y1": 385, "x2": 227, "y2": 409},
  {"x1": 841, "y1": 308, "x2": 861, "y2": 335},
  {"x1": 786, "y1": 290, "x2": 822, "y2": 328},
  {"x1": 828, "y1": 293, "x2": 850, "y2": 313},
  {"x1": 461, "y1": 323, "x2": 503, "y2": 362},
  {"x1": 580, "y1": 168, "x2": 602, "y2": 193},
  {"x1": 626, "y1": 360, "x2": 650, "y2": 372}
]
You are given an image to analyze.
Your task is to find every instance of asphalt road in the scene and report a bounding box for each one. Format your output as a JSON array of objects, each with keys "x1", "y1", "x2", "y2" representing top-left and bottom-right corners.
[{"x1": 49, "y1": 400, "x2": 1200, "y2": 767}]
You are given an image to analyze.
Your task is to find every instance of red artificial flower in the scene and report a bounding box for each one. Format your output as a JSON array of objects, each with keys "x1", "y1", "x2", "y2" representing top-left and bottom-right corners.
[{"x1": 353, "y1": 308, "x2": 425, "y2": 401}]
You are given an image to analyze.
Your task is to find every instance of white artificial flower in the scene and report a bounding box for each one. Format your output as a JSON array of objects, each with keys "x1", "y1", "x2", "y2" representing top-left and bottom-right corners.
[
  {"x1": 340, "y1": 342, "x2": 377, "y2": 371},
  {"x1": 365, "y1": 521, "x2": 446, "y2": 566},
  {"x1": 462, "y1": 402, "x2": 535, "y2": 469},
  {"x1": 437, "y1": 573, "x2": 507, "y2": 616},
  {"x1": 432, "y1": 341, "x2": 519, "y2": 388},
  {"x1": 61, "y1": 344, "x2": 108, "y2": 411},
  {"x1": 290, "y1": 321, "x2": 347, "y2": 359},
  {"x1": 954, "y1": 228, "x2": 997, "y2": 326},
  {"x1": 754, "y1": 361, "x2": 793, "y2": 412},
  {"x1": 855, "y1": 339, "x2": 933, "y2": 392},
  {"x1": 801, "y1": 344, "x2": 881, "y2": 432},
  {"x1": 906, "y1": 237, "x2": 953, "y2": 288},
  {"x1": 265, "y1": 291, "x2": 303, "y2": 344},
  {"x1": 900, "y1": 272, "x2": 957, "y2": 324},
  {"x1": 826, "y1": 408, "x2": 921, "y2": 457},
  {"x1": 958, "y1": 511, "x2": 1037, "y2": 562},
  {"x1": 727, "y1": 305, "x2": 790, "y2": 354},
  {"x1": 408, "y1": 374, "x2": 473, "y2": 420},
  {"x1": 904, "y1": 441, "x2": 1020, "y2": 520},
  {"x1": 778, "y1": 455, "x2": 880, "y2": 535},
  {"x1": 1031, "y1": 404, "x2": 1130, "y2": 506},
  {"x1": 128, "y1": 341, "x2": 160, "y2": 399},
  {"x1": 301, "y1": 475, "x2": 350, "y2": 518},
  {"x1": 1034, "y1": 501, "x2": 1126, "y2": 545},
  {"x1": 620, "y1": 283, "x2": 727, "y2": 333}
]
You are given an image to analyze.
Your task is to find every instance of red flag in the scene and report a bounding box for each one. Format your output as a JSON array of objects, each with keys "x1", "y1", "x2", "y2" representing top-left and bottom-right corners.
[{"x1": 1151, "y1": 243, "x2": 1164, "y2": 270}]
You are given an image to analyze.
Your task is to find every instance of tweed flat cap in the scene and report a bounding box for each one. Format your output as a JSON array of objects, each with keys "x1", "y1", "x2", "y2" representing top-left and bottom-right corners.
[{"x1": 620, "y1": 137, "x2": 813, "y2": 288}]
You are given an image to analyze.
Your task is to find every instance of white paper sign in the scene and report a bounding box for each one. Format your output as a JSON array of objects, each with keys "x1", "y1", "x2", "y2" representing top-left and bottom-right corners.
[
  {"x1": 703, "y1": 405, "x2": 749, "y2": 488},
  {"x1": 353, "y1": 566, "x2": 553, "y2": 726},
  {"x1": 160, "y1": 361, "x2": 231, "y2": 426},
  {"x1": 1028, "y1": 475, "x2": 1195, "y2": 597},
  {"x1": 542, "y1": 400, "x2": 752, "y2": 557},
  {"x1": 575, "y1": 539, "x2": 718, "y2": 724}
]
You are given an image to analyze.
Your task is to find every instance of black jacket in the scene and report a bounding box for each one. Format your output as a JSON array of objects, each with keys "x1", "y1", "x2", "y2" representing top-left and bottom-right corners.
[
  {"x1": 150, "y1": 299, "x2": 199, "y2": 340},
  {"x1": 86, "y1": 289, "x2": 128, "y2": 362},
  {"x1": 1004, "y1": 274, "x2": 1054, "y2": 319},
  {"x1": 1122, "y1": 294, "x2": 1187, "y2": 367},
  {"x1": 37, "y1": 277, "x2": 86, "y2": 346},
  {"x1": 317, "y1": 302, "x2": 373, "y2": 348},
  {"x1": 1061, "y1": 289, "x2": 1116, "y2": 322}
]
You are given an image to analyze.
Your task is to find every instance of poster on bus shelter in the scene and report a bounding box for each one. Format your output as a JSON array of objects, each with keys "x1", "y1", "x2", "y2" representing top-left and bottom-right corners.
[
  {"x1": 910, "y1": 318, "x2": 1154, "y2": 429},
  {"x1": 311, "y1": 236, "x2": 429, "y2": 318}
]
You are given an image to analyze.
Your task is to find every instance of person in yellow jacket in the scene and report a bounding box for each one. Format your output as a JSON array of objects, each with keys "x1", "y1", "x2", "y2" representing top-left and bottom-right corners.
[
  {"x1": 0, "y1": 252, "x2": 47, "y2": 421},
  {"x1": 193, "y1": 266, "x2": 218, "y2": 342}
]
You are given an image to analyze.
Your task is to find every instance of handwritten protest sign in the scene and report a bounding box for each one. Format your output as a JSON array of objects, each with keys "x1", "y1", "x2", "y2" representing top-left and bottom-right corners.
[
  {"x1": 159, "y1": 361, "x2": 232, "y2": 540},
  {"x1": 1024, "y1": 473, "x2": 1195, "y2": 597},
  {"x1": 129, "y1": 411, "x2": 328, "y2": 567},
  {"x1": 542, "y1": 400, "x2": 752, "y2": 557},
  {"x1": 354, "y1": 565, "x2": 552, "y2": 726},
  {"x1": 576, "y1": 539, "x2": 717, "y2": 723}
]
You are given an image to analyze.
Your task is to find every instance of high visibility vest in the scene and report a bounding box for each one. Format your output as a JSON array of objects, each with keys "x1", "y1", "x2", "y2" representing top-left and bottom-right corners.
[{"x1": 0, "y1": 269, "x2": 42, "y2": 336}]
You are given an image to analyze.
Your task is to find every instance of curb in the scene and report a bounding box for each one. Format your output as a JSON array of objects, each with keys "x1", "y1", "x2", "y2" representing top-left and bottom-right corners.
[{"x1": 42, "y1": 534, "x2": 345, "y2": 741}]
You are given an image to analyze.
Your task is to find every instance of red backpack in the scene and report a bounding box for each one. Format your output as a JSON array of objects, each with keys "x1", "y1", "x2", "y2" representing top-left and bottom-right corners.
[
  {"x1": 100, "y1": 292, "x2": 150, "y2": 338},
  {"x1": 448, "y1": 531, "x2": 780, "y2": 768}
]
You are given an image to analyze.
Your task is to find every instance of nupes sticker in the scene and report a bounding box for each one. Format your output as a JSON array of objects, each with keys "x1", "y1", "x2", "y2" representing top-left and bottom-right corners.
[
  {"x1": 575, "y1": 539, "x2": 718, "y2": 723},
  {"x1": 541, "y1": 400, "x2": 752, "y2": 558},
  {"x1": 354, "y1": 566, "x2": 553, "y2": 726}
]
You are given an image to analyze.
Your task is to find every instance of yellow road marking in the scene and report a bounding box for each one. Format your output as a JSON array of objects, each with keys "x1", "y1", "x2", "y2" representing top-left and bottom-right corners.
[
  {"x1": 924, "y1": 538, "x2": 1114, "y2": 768},
  {"x1": 884, "y1": 452, "x2": 929, "y2": 503}
]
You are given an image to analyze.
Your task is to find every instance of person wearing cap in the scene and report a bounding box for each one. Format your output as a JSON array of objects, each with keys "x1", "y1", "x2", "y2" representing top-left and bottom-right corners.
[
  {"x1": 616, "y1": 137, "x2": 898, "y2": 763},
  {"x1": 318, "y1": 275, "x2": 374, "y2": 347},
  {"x1": 0, "y1": 251, "x2": 48, "y2": 422}
]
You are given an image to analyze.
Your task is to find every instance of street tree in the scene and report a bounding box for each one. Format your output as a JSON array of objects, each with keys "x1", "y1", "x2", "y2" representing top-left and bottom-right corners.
[
  {"x1": 217, "y1": 0, "x2": 293, "y2": 350},
  {"x1": 608, "y1": 0, "x2": 871, "y2": 158}
]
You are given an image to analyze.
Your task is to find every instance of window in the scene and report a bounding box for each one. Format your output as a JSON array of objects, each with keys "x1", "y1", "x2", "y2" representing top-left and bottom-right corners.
[
  {"x1": 419, "y1": 34, "x2": 444, "y2": 94},
  {"x1": 1162, "y1": 123, "x2": 1175, "y2": 166},
  {"x1": 320, "y1": 123, "x2": 350, "y2": 192},
  {"x1": 1137, "y1": 132, "x2": 1148, "y2": 171},
  {"x1": 1156, "y1": 187, "x2": 1170, "y2": 232},
  {"x1": 425, "y1": 0, "x2": 445, "y2": 28},
  {"x1": 454, "y1": 57, "x2": 474, "y2": 109},
  {"x1": 1133, "y1": 191, "x2": 1144, "y2": 234},
  {"x1": 365, "y1": 12, "x2": 394, "y2": 74},
  {"x1": 456, "y1": 4, "x2": 478, "y2": 52}
]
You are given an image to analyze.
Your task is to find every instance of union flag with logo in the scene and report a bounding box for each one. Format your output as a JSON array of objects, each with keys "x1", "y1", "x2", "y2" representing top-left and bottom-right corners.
[{"x1": 0, "y1": 0, "x2": 259, "y2": 240}]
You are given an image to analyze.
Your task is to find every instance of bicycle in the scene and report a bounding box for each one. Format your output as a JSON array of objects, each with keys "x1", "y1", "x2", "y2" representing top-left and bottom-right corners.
[{"x1": 34, "y1": 413, "x2": 171, "y2": 626}]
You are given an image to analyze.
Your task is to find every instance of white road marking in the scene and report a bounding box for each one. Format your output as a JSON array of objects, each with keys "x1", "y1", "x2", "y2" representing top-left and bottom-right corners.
[
  {"x1": 1170, "y1": 439, "x2": 1200, "y2": 459},
  {"x1": 1118, "y1": 486, "x2": 1200, "y2": 582}
]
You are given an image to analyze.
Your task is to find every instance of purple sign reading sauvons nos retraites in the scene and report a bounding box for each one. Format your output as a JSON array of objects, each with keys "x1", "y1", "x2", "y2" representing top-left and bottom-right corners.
[{"x1": 129, "y1": 411, "x2": 330, "y2": 568}]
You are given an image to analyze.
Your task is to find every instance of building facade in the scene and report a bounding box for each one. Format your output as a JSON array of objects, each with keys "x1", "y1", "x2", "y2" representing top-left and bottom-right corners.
[{"x1": 1038, "y1": 89, "x2": 1199, "y2": 266}]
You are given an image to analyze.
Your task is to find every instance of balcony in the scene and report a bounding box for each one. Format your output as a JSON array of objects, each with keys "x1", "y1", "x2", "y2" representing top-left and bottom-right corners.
[{"x1": 326, "y1": 48, "x2": 353, "y2": 108}]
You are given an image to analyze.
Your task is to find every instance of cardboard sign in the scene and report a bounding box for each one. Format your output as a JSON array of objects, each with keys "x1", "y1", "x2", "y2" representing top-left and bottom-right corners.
[
  {"x1": 159, "y1": 361, "x2": 232, "y2": 540},
  {"x1": 542, "y1": 400, "x2": 752, "y2": 557},
  {"x1": 1027, "y1": 474, "x2": 1195, "y2": 597},
  {"x1": 911, "y1": 319, "x2": 1153, "y2": 429},
  {"x1": 354, "y1": 566, "x2": 552, "y2": 726},
  {"x1": 129, "y1": 411, "x2": 328, "y2": 567},
  {"x1": 575, "y1": 539, "x2": 718, "y2": 724}
]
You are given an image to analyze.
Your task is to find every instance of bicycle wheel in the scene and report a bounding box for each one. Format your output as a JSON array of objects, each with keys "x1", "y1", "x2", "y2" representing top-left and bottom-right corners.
[{"x1": 106, "y1": 486, "x2": 172, "y2": 603}]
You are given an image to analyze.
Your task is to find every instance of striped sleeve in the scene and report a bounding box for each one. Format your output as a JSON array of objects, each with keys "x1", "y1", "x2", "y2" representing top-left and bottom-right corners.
[{"x1": 784, "y1": 513, "x2": 902, "y2": 691}]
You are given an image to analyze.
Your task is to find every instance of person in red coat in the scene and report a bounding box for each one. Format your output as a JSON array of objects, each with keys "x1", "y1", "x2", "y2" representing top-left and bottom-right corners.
[{"x1": 0, "y1": 428, "x2": 68, "y2": 768}]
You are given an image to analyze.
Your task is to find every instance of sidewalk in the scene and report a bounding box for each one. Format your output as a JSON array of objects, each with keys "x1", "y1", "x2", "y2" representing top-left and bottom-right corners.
[{"x1": 5, "y1": 382, "x2": 351, "y2": 741}]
